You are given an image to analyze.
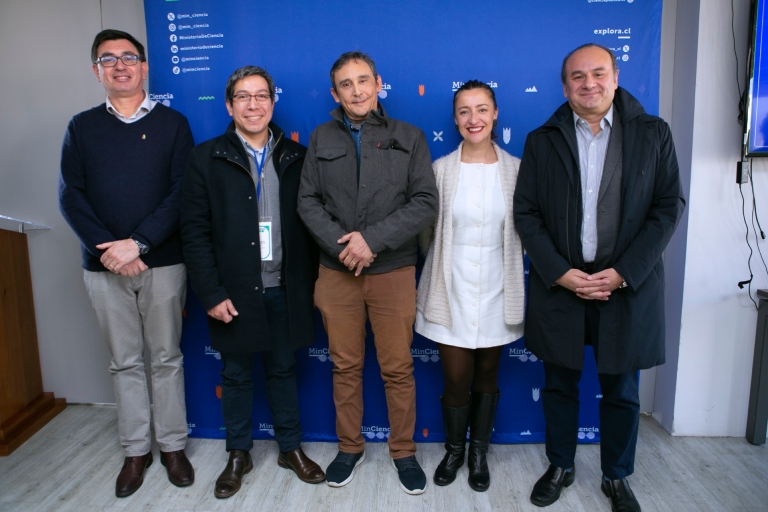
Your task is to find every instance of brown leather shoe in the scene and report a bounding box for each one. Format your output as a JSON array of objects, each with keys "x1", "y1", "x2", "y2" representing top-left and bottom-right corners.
[
  {"x1": 160, "y1": 449, "x2": 194, "y2": 487},
  {"x1": 116, "y1": 452, "x2": 153, "y2": 497},
  {"x1": 277, "y1": 447, "x2": 326, "y2": 483},
  {"x1": 214, "y1": 450, "x2": 253, "y2": 499}
]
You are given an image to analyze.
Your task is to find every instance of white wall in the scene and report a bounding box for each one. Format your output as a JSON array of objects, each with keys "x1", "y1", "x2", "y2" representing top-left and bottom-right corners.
[
  {"x1": 668, "y1": 0, "x2": 768, "y2": 436},
  {"x1": 0, "y1": 0, "x2": 146, "y2": 403}
]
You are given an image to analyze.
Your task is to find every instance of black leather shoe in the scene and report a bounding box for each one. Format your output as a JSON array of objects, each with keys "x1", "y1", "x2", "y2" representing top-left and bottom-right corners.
[
  {"x1": 278, "y1": 447, "x2": 326, "y2": 483},
  {"x1": 214, "y1": 450, "x2": 253, "y2": 499},
  {"x1": 160, "y1": 449, "x2": 194, "y2": 487},
  {"x1": 115, "y1": 452, "x2": 153, "y2": 498},
  {"x1": 601, "y1": 477, "x2": 641, "y2": 512},
  {"x1": 530, "y1": 464, "x2": 575, "y2": 507},
  {"x1": 433, "y1": 398, "x2": 470, "y2": 486}
]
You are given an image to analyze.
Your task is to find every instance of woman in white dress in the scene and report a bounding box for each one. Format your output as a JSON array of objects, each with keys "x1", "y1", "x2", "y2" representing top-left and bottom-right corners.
[{"x1": 416, "y1": 80, "x2": 525, "y2": 492}]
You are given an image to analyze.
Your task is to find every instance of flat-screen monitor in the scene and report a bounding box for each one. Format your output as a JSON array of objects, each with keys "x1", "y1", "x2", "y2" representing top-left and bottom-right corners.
[{"x1": 747, "y1": 0, "x2": 768, "y2": 156}]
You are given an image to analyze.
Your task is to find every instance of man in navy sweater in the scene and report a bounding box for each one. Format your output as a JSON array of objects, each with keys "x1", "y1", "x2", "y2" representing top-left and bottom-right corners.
[{"x1": 59, "y1": 29, "x2": 195, "y2": 498}]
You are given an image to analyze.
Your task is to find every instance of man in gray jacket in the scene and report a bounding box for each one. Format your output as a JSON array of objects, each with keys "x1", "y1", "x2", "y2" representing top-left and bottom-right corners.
[{"x1": 298, "y1": 51, "x2": 438, "y2": 495}]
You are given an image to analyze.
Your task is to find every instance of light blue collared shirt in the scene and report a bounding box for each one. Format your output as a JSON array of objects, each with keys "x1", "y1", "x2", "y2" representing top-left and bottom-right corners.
[
  {"x1": 574, "y1": 105, "x2": 613, "y2": 263},
  {"x1": 235, "y1": 129, "x2": 282, "y2": 287},
  {"x1": 106, "y1": 91, "x2": 156, "y2": 123}
]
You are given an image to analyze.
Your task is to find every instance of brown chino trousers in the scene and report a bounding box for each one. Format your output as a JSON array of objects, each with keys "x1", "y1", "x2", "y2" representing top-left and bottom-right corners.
[{"x1": 315, "y1": 265, "x2": 417, "y2": 459}]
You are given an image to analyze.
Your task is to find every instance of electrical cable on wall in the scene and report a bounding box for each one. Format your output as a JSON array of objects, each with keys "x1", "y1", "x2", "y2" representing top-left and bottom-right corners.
[
  {"x1": 738, "y1": 181, "x2": 758, "y2": 309},
  {"x1": 737, "y1": 1, "x2": 766, "y2": 309}
]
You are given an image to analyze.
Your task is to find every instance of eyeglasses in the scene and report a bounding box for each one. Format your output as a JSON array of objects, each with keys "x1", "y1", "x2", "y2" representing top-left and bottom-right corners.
[
  {"x1": 96, "y1": 54, "x2": 142, "y2": 67},
  {"x1": 231, "y1": 93, "x2": 272, "y2": 104}
]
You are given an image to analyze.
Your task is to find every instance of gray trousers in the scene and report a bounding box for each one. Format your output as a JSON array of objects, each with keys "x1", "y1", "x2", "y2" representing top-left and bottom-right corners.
[{"x1": 84, "y1": 263, "x2": 188, "y2": 456}]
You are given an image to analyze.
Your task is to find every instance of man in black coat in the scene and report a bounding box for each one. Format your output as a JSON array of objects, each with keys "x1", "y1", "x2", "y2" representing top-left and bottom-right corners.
[
  {"x1": 513, "y1": 44, "x2": 685, "y2": 511},
  {"x1": 181, "y1": 66, "x2": 325, "y2": 499}
]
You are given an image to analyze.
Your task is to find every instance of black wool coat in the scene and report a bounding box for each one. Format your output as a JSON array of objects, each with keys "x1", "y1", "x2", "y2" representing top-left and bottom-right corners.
[
  {"x1": 181, "y1": 122, "x2": 318, "y2": 353},
  {"x1": 513, "y1": 88, "x2": 686, "y2": 374}
]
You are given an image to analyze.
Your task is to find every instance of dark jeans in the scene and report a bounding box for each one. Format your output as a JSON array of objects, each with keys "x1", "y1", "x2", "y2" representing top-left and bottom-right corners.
[
  {"x1": 220, "y1": 286, "x2": 302, "y2": 453},
  {"x1": 542, "y1": 300, "x2": 640, "y2": 480}
]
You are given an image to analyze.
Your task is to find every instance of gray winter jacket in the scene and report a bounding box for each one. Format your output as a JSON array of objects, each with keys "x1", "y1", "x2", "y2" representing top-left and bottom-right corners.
[{"x1": 298, "y1": 104, "x2": 438, "y2": 274}]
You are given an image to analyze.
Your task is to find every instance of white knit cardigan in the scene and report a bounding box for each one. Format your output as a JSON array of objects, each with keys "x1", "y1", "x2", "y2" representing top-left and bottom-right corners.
[{"x1": 416, "y1": 141, "x2": 526, "y2": 329}]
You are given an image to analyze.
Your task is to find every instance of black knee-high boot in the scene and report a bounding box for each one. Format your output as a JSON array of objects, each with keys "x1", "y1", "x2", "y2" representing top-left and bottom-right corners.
[
  {"x1": 433, "y1": 398, "x2": 471, "y2": 486},
  {"x1": 467, "y1": 391, "x2": 499, "y2": 492}
]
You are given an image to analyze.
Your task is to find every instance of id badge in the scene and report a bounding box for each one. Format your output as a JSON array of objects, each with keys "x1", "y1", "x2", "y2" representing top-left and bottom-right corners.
[{"x1": 259, "y1": 220, "x2": 272, "y2": 261}]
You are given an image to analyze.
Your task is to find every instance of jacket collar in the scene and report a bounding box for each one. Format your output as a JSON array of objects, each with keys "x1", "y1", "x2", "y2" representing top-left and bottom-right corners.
[
  {"x1": 330, "y1": 102, "x2": 389, "y2": 127},
  {"x1": 543, "y1": 86, "x2": 645, "y2": 188},
  {"x1": 543, "y1": 86, "x2": 645, "y2": 131},
  {"x1": 213, "y1": 121, "x2": 287, "y2": 170}
]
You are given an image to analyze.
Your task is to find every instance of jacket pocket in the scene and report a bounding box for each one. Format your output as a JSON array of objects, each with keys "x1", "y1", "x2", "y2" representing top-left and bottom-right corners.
[
  {"x1": 317, "y1": 146, "x2": 348, "y2": 161},
  {"x1": 316, "y1": 146, "x2": 352, "y2": 191},
  {"x1": 377, "y1": 139, "x2": 410, "y2": 186}
]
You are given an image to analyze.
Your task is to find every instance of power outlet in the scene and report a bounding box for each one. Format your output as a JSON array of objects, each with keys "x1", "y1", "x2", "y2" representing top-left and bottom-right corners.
[{"x1": 737, "y1": 161, "x2": 750, "y2": 184}]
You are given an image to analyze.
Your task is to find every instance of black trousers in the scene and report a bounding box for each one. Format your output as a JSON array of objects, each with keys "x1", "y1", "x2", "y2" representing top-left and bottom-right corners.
[
  {"x1": 219, "y1": 286, "x2": 303, "y2": 453},
  {"x1": 542, "y1": 300, "x2": 640, "y2": 480}
]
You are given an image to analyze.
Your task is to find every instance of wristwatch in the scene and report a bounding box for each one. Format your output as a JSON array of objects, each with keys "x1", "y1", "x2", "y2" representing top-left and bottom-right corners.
[
  {"x1": 131, "y1": 237, "x2": 150, "y2": 255},
  {"x1": 619, "y1": 279, "x2": 628, "y2": 289}
]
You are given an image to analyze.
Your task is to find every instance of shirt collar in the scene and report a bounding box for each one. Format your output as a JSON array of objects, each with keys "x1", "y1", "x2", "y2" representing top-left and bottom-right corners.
[
  {"x1": 106, "y1": 91, "x2": 155, "y2": 121},
  {"x1": 343, "y1": 105, "x2": 384, "y2": 131},
  {"x1": 573, "y1": 104, "x2": 614, "y2": 131},
  {"x1": 236, "y1": 128, "x2": 273, "y2": 156},
  {"x1": 343, "y1": 113, "x2": 361, "y2": 132}
]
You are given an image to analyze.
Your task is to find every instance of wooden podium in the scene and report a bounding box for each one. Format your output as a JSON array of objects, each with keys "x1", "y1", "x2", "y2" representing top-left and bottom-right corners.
[{"x1": 0, "y1": 228, "x2": 65, "y2": 455}]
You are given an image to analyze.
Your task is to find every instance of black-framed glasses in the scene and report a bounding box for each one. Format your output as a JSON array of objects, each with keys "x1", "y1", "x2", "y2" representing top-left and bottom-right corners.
[
  {"x1": 231, "y1": 93, "x2": 272, "y2": 104},
  {"x1": 96, "y1": 54, "x2": 142, "y2": 67}
]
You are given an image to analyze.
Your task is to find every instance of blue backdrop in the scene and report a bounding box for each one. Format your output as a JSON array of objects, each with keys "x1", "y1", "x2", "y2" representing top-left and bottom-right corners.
[{"x1": 143, "y1": 0, "x2": 662, "y2": 444}]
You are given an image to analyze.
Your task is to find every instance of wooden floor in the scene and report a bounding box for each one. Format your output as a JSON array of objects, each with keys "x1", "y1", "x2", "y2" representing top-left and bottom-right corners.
[{"x1": 0, "y1": 405, "x2": 766, "y2": 511}]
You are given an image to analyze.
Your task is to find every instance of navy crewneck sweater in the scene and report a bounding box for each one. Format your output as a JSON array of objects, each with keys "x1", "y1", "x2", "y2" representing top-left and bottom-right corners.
[{"x1": 59, "y1": 103, "x2": 194, "y2": 271}]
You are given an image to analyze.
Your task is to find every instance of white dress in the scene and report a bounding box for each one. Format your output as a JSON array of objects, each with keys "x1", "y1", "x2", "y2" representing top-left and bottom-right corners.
[{"x1": 415, "y1": 162, "x2": 524, "y2": 348}]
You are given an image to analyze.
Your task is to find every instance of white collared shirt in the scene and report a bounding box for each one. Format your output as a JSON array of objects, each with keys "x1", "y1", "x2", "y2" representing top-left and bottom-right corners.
[
  {"x1": 574, "y1": 105, "x2": 613, "y2": 263},
  {"x1": 106, "y1": 91, "x2": 156, "y2": 123}
]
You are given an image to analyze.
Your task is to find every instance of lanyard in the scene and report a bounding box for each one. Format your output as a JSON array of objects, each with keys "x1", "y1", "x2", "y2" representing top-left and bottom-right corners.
[{"x1": 248, "y1": 146, "x2": 267, "y2": 199}]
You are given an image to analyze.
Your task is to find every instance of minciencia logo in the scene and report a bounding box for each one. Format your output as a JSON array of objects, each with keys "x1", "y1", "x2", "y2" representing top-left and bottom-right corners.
[
  {"x1": 258, "y1": 423, "x2": 275, "y2": 436},
  {"x1": 149, "y1": 92, "x2": 174, "y2": 107},
  {"x1": 204, "y1": 346, "x2": 221, "y2": 360},
  {"x1": 309, "y1": 347, "x2": 332, "y2": 362},
  {"x1": 378, "y1": 82, "x2": 392, "y2": 99},
  {"x1": 578, "y1": 426, "x2": 599, "y2": 440},
  {"x1": 509, "y1": 347, "x2": 538, "y2": 362},
  {"x1": 452, "y1": 80, "x2": 498, "y2": 92},
  {"x1": 411, "y1": 348, "x2": 439, "y2": 362},
  {"x1": 362, "y1": 425, "x2": 390, "y2": 440}
]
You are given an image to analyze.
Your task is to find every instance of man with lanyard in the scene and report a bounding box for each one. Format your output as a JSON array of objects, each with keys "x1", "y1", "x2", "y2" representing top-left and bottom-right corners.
[
  {"x1": 181, "y1": 66, "x2": 325, "y2": 499},
  {"x1": 513, "y1": 43, "x2": 685, "y2": 511},
  {"x1": 298, "y1": 51, "x2": 438, "y2": 494},
  {"x1": 59, "y1": 29, "x2": 195, "y2": 497}
]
